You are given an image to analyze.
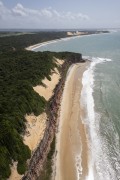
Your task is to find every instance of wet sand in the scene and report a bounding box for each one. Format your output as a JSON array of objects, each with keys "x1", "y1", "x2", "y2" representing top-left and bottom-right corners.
[{"x1": 55, "y1": 62, "x2": 89, "y2": 180}]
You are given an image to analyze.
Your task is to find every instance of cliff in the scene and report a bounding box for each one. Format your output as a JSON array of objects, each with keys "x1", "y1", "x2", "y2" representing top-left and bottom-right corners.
[{"x1": 22, "y1": 54, "x2": 85, "y2": 180}]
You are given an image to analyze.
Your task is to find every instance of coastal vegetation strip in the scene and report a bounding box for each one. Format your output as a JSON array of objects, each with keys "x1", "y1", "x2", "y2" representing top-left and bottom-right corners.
[
  {"x1": 0, "y1": 35, "x2": 83, "y2": 179},
  {"x1": 9, "y1": 59, "x2": 64, "y2": 180}
]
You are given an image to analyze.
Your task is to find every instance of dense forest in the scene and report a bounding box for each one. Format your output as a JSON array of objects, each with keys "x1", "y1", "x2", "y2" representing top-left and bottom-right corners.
[
  {"x1": 0, "y1": 31, "x2": 68, "y2": 52},
  {"x1": 0, "y1": 30, "x2": 84, "y2": 179},
  {"x1": 0, "y1": 50, "x2": 57, "y2": 178}
]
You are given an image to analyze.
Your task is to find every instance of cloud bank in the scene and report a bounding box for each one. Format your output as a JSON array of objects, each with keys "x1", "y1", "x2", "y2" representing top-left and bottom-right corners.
[{"x1": 0, "y1": 1, "x2": 90, "y2": 28}]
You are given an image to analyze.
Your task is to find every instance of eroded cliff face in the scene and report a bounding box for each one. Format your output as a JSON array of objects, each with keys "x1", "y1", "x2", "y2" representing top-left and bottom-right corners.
[{"x1": 23, "y1": 55, "x2": 84, "y2": 180}]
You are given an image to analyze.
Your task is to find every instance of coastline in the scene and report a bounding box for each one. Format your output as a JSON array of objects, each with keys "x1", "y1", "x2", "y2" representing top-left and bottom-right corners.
[
  {"x1": 0, "y1": 28, "x2": 111, "y2": 180},
  {"x1": 55, "y1": 62, "x2": 90, "y2": 180},
  {"x1": 9, "y1": 37, "x2": 89, "y2": 179},
  {"x1": 25, "y1": 36, "x2": 81, "y2": 51},
  {"x1": 26, "y1": 31, "x2": 109, "y2": 52}
]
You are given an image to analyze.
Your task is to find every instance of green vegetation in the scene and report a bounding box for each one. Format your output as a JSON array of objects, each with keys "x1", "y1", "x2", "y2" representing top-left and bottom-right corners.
[
  {"x1": 0, "y1": 31, "x2": 83, "y2": 179},
  {"x1": 0, "y1": 49, "x2": 59, "y2": 179},
  {"x1": 0, "y1": 31, "x2": 68, "y2": 52}
]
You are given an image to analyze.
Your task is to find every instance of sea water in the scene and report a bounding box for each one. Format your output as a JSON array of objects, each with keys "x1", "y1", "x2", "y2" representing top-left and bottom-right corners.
[{"x1": 35, "y1": 31, "x2": 120, "y2": 180}]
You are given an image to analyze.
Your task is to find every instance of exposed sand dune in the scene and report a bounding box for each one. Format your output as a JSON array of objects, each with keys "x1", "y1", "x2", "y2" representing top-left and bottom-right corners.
[
  {"x1": 33, "y1": 59, "x2": 64, "y2": 101},
  {"x1": 24, "y1": 59, "x2": 64, "y2": 151},
  {"x1": 24, "y1": 112, "x2": 47, "y2": 151},
  {"x1": 67, "y1": 31, "x2": 87, "y2": 36}
]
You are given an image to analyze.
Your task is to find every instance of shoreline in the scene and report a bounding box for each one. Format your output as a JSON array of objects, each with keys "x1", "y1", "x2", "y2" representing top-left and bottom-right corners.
[
  {"x1": 26, "y1": 31, "x2": 109, "y2": 51},
  {"x1": 25, "y1": 36, "x2": 81, "y2": 51},
  {"x1": 55, "y1": 62, "x2": 90, "y2": 180}
]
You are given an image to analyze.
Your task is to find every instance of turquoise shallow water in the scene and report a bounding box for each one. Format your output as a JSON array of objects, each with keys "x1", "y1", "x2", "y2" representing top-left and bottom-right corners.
[{"x1": 35, "y1": 31, "x2": 120, "y2": 179}]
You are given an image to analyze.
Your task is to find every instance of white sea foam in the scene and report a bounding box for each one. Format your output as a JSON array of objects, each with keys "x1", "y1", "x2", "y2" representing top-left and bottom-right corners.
[
  {"x1": 80, "y1": 57, "x2": 118, "y2": 180},
  {"x1": 75, "y1": 155, "x2": 83, "y2": 180},
  {"x1": 31, "y1": 39, "x2": 61, "y2": 50}
]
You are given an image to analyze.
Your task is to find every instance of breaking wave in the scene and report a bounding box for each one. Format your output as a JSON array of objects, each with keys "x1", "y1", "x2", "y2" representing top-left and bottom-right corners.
[{"x1": 80, "y1": 57, "x2": 120, "y2": 180}]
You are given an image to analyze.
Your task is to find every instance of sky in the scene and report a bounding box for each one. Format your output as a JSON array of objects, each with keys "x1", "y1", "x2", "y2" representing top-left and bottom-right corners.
[{"x1": 0, "y1": 0, "x2": 120, "y2": 29}]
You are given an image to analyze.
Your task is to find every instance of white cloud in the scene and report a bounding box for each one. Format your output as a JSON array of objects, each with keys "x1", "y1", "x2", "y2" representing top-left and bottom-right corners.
[
  {"x1": 0, "y1": 1, "x2": 90, "y2": 28},
  {"x1": 53, "y1": 10, "x2": 61, "y2": 18},
  {"x1": 41, "y1": 9, "x2": 53, "y2": 18},
  {"x1": 0, "y1": 1, "x2": 11, "y2": 19},
  {"x1": 12, "y1": 3, "x2": 27, "y2": 16},
  {"x1": 0, "y1": 1, "x2": 3, "y2": 6},
  {"x1": 77, "y1": 13, "x2": 89, "y2": 20}
]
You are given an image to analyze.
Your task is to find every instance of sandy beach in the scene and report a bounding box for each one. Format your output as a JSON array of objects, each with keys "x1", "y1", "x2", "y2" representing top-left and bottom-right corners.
[
  {"x1": 55, "y1": 62, "x2": 89, "y2": 180},
  {"x1": 25, "y1": 31, "x2": 100, "y2": 52},
  {"x1": 26, "y1": 39, "x2": 62, "y2": 51}
]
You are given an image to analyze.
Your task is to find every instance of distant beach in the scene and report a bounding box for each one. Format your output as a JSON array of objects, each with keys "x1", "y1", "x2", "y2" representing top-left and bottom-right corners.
[
  {"x1": 25, "y1": 36, "x2": 81, "y2": 51},
  {"x1": 26, "y1": 31, "x2": 109, "y2": 52}
]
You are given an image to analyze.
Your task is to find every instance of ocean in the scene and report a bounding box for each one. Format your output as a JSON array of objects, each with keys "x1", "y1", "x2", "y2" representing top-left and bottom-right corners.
[{"x1": 35, "y1": 31, "x2": 120, "y2": 180}]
